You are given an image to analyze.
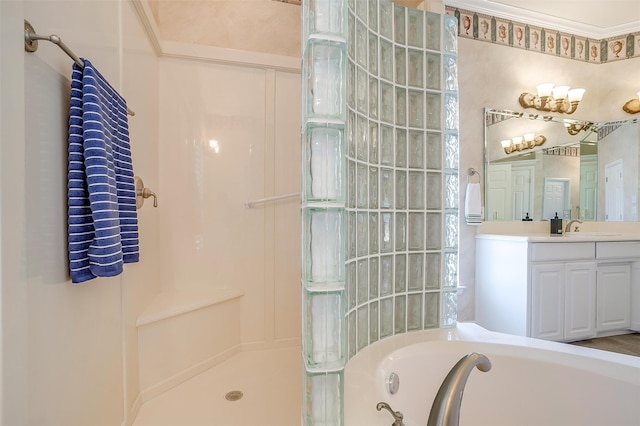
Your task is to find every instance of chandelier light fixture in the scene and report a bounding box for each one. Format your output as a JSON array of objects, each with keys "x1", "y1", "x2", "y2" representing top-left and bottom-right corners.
[
  {"x1": 500, "y1": 133, "x2": 546, "y2": 154},
  {"x1": 519, "y1": 84, "x2": 586, "y2": 114},
  {"x1": 622, "y1": 92, "x2": 640, "y2": 114}
]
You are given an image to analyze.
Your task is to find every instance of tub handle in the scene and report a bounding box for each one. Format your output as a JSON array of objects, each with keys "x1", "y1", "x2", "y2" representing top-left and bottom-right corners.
[{"x1": 376, "y1": 402, "x2": 405, "y2": 426}]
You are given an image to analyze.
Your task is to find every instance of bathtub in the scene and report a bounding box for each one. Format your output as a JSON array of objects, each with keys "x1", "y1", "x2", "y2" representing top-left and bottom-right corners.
[{"x1": 345, "y1": 323, "x2": 640, "y2": 426}]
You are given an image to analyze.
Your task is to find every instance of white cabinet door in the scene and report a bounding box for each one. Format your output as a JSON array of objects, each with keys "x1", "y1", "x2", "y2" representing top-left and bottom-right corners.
[
  {"x1": 565, "y1": 262, "x2": 597, "y2": 341},
  {"x1": 531, "y1": 263, "x2": 564, "y2": 341},
  {"x1": 597, "y1": 264, "x2": 631, "y2": 332}
]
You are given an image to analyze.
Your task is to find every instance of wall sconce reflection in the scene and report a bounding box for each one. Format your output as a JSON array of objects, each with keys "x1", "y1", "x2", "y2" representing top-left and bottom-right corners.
[
  {"x1": 519, "y1": 83, "x2": 585, "y2": 114},
  {"x1": 500, "y1": 133, "x2": 546, "y2": 154},
  {"x1": 563, "y1": 120, "x2": 594, "y2": 135},
  {"x1": 622, "y1": 92, "x2": 640, "y2": 114}
]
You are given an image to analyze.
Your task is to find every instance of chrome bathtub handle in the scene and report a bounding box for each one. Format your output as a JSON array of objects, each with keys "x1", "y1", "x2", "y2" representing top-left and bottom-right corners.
[{"x1": 376, "y1": 401, "x2": 405, "y2": 426}]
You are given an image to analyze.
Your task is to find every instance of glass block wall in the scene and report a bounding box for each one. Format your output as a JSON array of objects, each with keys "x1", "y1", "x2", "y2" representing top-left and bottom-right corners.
[{"x1": 301, "y1": 0, "x2": 458, "y2": 424}]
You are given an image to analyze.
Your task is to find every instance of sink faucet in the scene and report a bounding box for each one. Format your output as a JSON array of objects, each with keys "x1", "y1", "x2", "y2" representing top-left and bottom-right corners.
[
  {"x1": 376, "y1": 402, "x2": 404, "y2": 426},
  {"x1": 564, "y1": 219, "x2": 583, "y2": 234}
]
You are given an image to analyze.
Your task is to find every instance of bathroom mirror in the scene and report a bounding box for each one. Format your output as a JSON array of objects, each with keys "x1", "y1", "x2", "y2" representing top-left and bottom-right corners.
[{"x1": 484, "y1": 108, "x2": 640, "y2": 222}]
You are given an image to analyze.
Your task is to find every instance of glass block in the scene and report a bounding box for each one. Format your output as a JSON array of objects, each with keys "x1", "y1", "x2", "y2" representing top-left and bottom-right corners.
[
  {"x1": 379, "y1": 0, "x2": 393, "y2": 40},
  {"x1": 348, "y1": 11, "x2": 355, "y2": 60},
  {"x1": 408, "y1": 253, "x2": 424, "y2": 291},
  {"x1": 304, "y1": 0, "x2": 346, "y2": 38},
  {"x1": 427, "y1": 132, "x2": 442, "y2": 170},
  {"x1": 394, "y1": 46, "x2": 406, "y2": 85},
  {"x1": 380, "y1": 297, "x2": 393, "y2": 338},
  {"x1": 305, "y1": 123, "x2": 344, "y2": 202},
  {"x1": 407, "y1": 293, "x2": 423, "y2": 330},
  {"x1": 426, "y1": 172, "x2": 442, "y2": 210},
  {"x1": 445, "y1": 173, "x2": 458, "y2": 209},
  {"x1": 380, "y1": 255, "x2": 393, "y2": 297},
  {"x1": 441, "y1": 290, "x2": 457, "y2": 327},
  {"x1": 356, "y1": 211, "x2": 368, "y2": 256},
  {"x1": 408, "y1": 131, "x2": 424, "y2": 169},
  {"x1": 444, "y1": 251, "x2": 458, "y2": 289},
  {"x1": 425, "y1": 12, "x2": 441, "y2": 51},
  {"x1": 426, "y1": 213, "x2": 442, "y2": 250},
  {"x1": 369, "y1": 167, "x2": 379, "y2": 209},
  {"x1": 395, "y1": 87, "x2": 406, "y2": 126},
  {"x1": 445, "y1": 212, "x2": 458, "y2": 249},
  {"x1": 380, "y1": 125, "x2": 394, "y2": 165},
  {"x1": 380, "y1": 81, "x2": 394, "y2": 124},
  {"x1": 426, "y1": 53, "x2": 441, "y2": 90},
  {"x1": 356, "y1": 163, "x2": 367, "y2": 208},
  {"x1": 408, "y1": 49, "x2": 424, "y2": 88},
  {"x1": 394, "y1": 295, "x2": 406, "y2": 334},
  {"x1": 368, "y1": 0, "x2": 378, "y2": 33},
  {"x1": 356, "y1": 114, "x2": 367, "y2": 161},
  {"x1": 426, "y1": 92, "x2": 441, "y2": 129},
  {"x1": 380, "y1": 213, "x2": 393, "y2": 253},
  {"x1": 357, "y1": 259, "x2": 368, "y2": 304},
  {"x1": 395, "y1": 128, "x2": 407, "y2": 167},
  {"x1": 303, "y1": 208, "x2": 345, "y2": 286},
  {"x1": 356, "y1": 20, "x2": 367, "y2": 67},
  {"x1": 407, "y1": 8, "x2": 424, "y2": 48},
  {"x1": 356, "y1": 66, "x2": 368, "y2": 115},
  {"x1": 357, "y1": 305, "x2": 368, "y2": 351},
  {"x1": 347, "y1": 110, "x2": 356, "y2": 158},
  {"x1": 355, "y1": 0, "x2": 367, "y2": 23},
  {"x1": 347, "y1": 60, "x2": 356, "y2": 107},
  {"x1": 369, "y1": 78, "x2": 379, "y2": 120},
  {"x1": 305, "y1": 40, "x2": 345, "y2": 120},
  {"x1": 347, "y1": 260, "x2": 356, "y2": 308},
  {"x1": 408, "y1": 212, "x2": 424, "y2": 250},
  {"x1": 304, "y1": 370, "x2": 344, "y2": 426},
  {"x1": 408, "y1": 90, "x2": 424, "y2": 128},
  {"x1": 369, "y1": 300, "x2": 379, "y2": 343},
  {"x1": 408, "y1": 171, "x2": 425, "y2": 210},
  {"x1": 347, "y1": 211, "x2": 356, "y2": 260},
  {"x1": 348, "y1": 310, "x2": 356, "y2": 359},
  {"x1": 303, "y1": 289, "x2": 345, "y2": 369},
  {"x1": 443, "y1": 15, "x2": 458, "y2": 54},
  {"x1": 347, "y1": 160, "x2": 356, "y2": 208},
  {"x1": 426, "y1": 253, "x2": 441, "y2": 290},
  {"x1": 369, "y1": 120, "x2": 379, "y2": 163},
  {"x1": 380, "y1": 168, "x2": 393, "y2": 209},
  {"x1": 395, "y1": 170, "x2": 407, "y2": 209},
  {"x1": 424, "y1": 292, "x2": 439, "y2": 328},
  {"x1": 444, "y1": 133, "x2": 459, "y2": 171},
  {"x1": 368, "y1": 33, "x2": 378, "y2": 75},
  {"x1": 369, "y1": 211, "x2": 379, "y2": 254},
  {"x1": 369, "y1": 256, "x2": 379, "y2": 297},
  {"x1": 393, "y1": 4, "x2": 406, "y2": 45},
  {"x1": 379, "y1": 39, "x2": 394, "y2": 81},
  {"x1": 444, "y1": 55, "x2": 458, "y2": 91},
  {"x1": 395, "y1": 212, "x2": 406, "y2": 251},
  {"x1": 394, "y1": 254, "x2": 406, "y2": 293},
  {"x1": 445, "y1": 94, "x2": 459, "y2": 131}
]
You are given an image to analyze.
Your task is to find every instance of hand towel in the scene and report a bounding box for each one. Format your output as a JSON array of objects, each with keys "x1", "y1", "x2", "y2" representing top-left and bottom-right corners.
[
  {"x1": 68, "y1": 58, "x2": 138, "y2": 284},
  {"x1": 465, "y1": 182, "x2": 482, "y2": 224}
]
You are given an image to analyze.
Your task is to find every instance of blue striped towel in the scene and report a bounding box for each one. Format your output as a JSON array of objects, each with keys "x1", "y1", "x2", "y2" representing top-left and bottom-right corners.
[{"x1": 68, "y1": 58, "x2": 139, "y2": 284}]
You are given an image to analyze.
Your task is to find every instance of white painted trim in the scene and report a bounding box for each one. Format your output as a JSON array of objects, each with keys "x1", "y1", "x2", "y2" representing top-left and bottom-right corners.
[
  {"x1": 241, "y1": 337, "x2": 301, "y2": 352},
  {"x1": 445, "y1": 0, "x2": 640, "y2": 39},
  {"x1": 129, "y1": 0, "x2": 162, "y2": 55}
]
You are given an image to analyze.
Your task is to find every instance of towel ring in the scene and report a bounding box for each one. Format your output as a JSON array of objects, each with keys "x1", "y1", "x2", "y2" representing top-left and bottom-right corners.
[{"x1": 467, "y1": 168, "x2": 481, "y2": 184}]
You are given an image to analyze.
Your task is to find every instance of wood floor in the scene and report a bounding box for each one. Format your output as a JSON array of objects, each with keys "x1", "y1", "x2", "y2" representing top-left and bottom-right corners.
[{"x1": 569, "y1": 333, "x2": 640, "y2": 357}]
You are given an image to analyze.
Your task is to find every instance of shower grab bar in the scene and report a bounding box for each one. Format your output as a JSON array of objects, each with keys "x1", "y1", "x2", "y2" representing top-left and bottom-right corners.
[
  {"x1": 23, "y1": 19, "x2": 135, "y2": 116},
  {"x1": 427, "y1": 352, "x2": 491, "y2": 426},
  {"x1": 244, "y1": 193, "x2": 299, "y2": 208}
]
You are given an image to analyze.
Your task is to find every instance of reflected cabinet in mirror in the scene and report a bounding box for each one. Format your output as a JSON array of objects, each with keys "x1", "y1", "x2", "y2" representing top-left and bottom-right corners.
[{"x1": 484, "y1": 108, "x2": 640, "y2": 222}]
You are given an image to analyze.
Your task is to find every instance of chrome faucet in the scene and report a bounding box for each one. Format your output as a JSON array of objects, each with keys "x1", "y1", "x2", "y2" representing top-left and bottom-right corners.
[
  {"x1": 564, "y1": 219, "x2": 583, "y2": 234},
  {"x1": 376, "y1": 402, "x2": 404, "y2": 426},
  {"x1": 427, "y1": 352, "x2": 492, "y2": 426}
]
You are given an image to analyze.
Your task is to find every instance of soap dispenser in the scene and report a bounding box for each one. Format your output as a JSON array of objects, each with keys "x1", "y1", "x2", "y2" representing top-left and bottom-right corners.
[
  {"x1": 522, "y1": 213, "x2": 532, "y2": 221},
  {"x1": 550, "y1": 212, "x2": 563, "y2": 235}
]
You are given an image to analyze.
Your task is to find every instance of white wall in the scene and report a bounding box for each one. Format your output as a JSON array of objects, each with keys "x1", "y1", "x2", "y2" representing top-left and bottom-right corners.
[{"x1": 1, "y1": 0, "x2": 159, "y2": 424}]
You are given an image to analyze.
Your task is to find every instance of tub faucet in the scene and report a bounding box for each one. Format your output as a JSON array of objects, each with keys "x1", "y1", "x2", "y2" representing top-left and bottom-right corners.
[
  {"x1": 376, "y1": 402, "x2": 404, "y2": 426},
  {"x1": 564, "y1": 219, "x2": 583, "y2": 234},
  {"x1": 427, "y1": 352, "x2": 492, "y2": 426}
]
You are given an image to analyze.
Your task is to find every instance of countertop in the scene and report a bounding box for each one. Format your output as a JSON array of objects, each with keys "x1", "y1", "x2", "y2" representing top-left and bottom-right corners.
[{"x1": 476, "y1": 232, "x2": 640, "y2": 242}]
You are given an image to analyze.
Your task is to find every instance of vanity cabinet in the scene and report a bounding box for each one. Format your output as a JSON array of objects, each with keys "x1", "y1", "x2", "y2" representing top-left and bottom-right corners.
[{"x1": 476, "y1": 236, "x2": 638, "y2": 342}]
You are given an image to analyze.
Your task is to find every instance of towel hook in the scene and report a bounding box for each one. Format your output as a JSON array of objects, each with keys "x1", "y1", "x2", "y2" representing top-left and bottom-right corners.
[
  {"x1": 467, "y1": 168, "x2": 481, "y2": 184},
  {"x1": 134, "y1": 176, "x2": 158, "y2": 209}
]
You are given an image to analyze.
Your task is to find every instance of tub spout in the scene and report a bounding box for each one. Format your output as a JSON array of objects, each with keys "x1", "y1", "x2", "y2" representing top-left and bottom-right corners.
[
  {"x1": 427, "y1": 352, "x2": 491, "y2": 426},
  {"x1": 376, "y1": 401, "x2": 405, "y2": 426}
]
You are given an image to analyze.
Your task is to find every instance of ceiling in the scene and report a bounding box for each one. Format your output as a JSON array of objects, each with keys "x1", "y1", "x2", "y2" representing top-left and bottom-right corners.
[{"x1": 445, "y1": 0, "x2": 640, "y2": 38}]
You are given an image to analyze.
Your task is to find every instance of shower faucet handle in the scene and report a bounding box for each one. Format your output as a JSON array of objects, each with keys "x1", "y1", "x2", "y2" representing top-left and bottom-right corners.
[
  {"x1": 134, "y1": 176, "x2": 158, "y2": 209},
  {"x1": 376, "y1": 402, "x2": 405, "y2": 426}
]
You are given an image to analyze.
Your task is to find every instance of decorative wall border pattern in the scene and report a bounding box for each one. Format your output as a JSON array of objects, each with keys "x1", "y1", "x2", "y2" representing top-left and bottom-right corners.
[{"x1": 445, "y1": 6, "x2": 640, "y2": 64}]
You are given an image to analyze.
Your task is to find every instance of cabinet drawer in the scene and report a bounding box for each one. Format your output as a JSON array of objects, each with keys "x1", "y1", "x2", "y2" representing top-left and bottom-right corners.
[
  {"x1": 530, "y1": 242, "x2": 594, "y2": 262},
  {"x1": 596, "y1": 242, "x2": 640, "y2": 260}
]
